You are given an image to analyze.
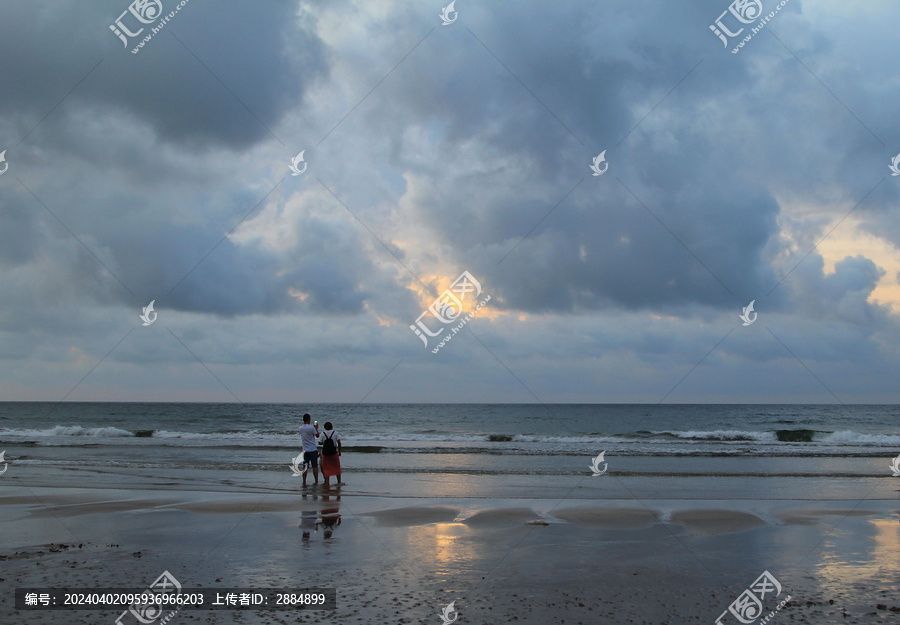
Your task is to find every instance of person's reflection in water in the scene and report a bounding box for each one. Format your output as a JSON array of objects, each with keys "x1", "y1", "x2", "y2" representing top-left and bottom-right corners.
[
  {"x1": 299, "y1": 492, "x2": 319, "y2": 544},
  {"x1": 318, "y1": 494, "x2": 341, "y2": 539}
]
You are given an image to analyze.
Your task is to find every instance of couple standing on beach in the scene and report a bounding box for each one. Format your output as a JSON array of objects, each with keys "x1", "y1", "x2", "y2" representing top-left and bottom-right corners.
[{"x1": 298, "y1": 413, "x2": 343, "y2": 488}]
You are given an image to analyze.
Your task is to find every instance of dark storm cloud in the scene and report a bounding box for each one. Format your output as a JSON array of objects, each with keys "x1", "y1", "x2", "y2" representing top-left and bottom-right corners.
[
  {"x1": 344, "y1": 0, "x2": 898, "y2": 321},
  {"x1": 0, "y1": 0, "x2": 374, "y2": 319},
  {"x1": 0, "y1": 0, "x2": 326, "y2": 149},
  {"x1": 2, "y1": 0, "x2": 893, "y2": 325},
  {"x1": 0, "y1": 190, "x2": 43, "y2": 265},
  {"x1": 0, "y1": 175, "x2": 381, "y2": 318},
  {"x1": 156, "y1": 209, "x2": 374, "y2": 316},
  {"x1": 2, "y1": 0, "x2": 900, "y2": 404},
  {"x1": 327, "y1": 1, "x2": 791, "y2": 314},
  {"x1": 790, "y1": 254, "x2": 889, "y2": 327}
]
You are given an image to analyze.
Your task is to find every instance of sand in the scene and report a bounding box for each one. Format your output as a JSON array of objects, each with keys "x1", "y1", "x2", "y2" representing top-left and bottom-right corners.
[
  {"x1": 669, "y1": 509, "x2": 767, "y2": 536},
  {"x1": 363, "y1": 505, "x2": 461, "y2": 526},
  {"x1": 2, "y1": 468, "x2": 900, "y2": 624},
  {"x1": 776, "y1": 508, "x2": 882, "y2": 525},
  {"x1": 460, "y1": 507, "x2": 541, "y2": 526},
  {"x1": 553, "y1": 506, "x2": 659, "y2": 529}
]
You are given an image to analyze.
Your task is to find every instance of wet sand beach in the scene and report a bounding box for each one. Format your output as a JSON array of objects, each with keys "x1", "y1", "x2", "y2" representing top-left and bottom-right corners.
[{"x1": 2, "y1": 466, "x2": 899, "y2": 624}]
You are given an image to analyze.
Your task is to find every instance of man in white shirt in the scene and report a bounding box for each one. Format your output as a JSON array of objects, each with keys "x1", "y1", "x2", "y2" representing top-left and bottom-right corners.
[{"x1": 298, "y1": 413, "x2": 320, "y2": 486}]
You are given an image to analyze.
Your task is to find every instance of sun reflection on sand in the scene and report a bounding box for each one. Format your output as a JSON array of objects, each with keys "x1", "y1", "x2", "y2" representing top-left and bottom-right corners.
[
  {"x1": 404, "y1": 522, "x2": 474, "y2": 574},
  {"x1": 813, "y1": 515, "x2": 900, "y2": 593}
]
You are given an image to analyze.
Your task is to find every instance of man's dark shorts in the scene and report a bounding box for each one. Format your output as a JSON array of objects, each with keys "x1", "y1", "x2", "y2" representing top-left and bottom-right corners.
[{"x1": 303, "y1": 450, "x2": 319, "y2": 468}]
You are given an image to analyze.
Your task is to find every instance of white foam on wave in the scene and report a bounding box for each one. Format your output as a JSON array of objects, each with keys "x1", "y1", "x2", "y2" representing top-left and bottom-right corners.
[
  {"x1": 152, "y1": 429, "x2": 278, "y2": 439},
  {"x1": 3, "y1": 425, "x2": 898, "y2": 450},
  {"x1": 819, "y1": 430, "x2": 900, "y2": 445},
  {"x1": 361, "y1": 433, "x2": 623, "y2": 444},
  {"x1": 512, "y1": 434, "x2": 623, "y2": 443},
  {"x1": 363, "y1": 433, "x2": 490, "y2": 442},
  {"x1": 663, "y1": 430, "x2": 777, "y2": 442},
  {"x1": 0, "y1": 425, "x2": 134, "y2": 438}
]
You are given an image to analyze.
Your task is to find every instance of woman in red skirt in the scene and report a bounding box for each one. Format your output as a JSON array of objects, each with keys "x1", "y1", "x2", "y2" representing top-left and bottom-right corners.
[{"x1": 318, "y1": 421, "x2": 342, "y2": 488}]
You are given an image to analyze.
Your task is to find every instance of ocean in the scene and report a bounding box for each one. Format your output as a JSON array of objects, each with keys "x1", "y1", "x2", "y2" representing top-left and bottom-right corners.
[{"x1": 1, "y1": 403, "x2": 898, "y2": 476}]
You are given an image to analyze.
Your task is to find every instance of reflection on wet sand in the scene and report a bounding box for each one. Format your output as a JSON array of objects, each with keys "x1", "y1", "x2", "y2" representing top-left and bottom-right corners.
[
  {"x1": 813, "y1": 514, "x2": 900, "y2": 594},
  {"x1": 404, "y1": 522, "x2": 472, "y2": 577},
  {"x1": 319, "y1": 495, "x2": 342, "y2": 539},
  {"x1": 299, "y1": 493, "x2": 342, "y2": 543}
]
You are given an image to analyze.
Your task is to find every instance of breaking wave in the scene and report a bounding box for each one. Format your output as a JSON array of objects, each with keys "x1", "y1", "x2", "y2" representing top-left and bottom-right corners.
[{"x1": 2, "y1": 426, "x2": 899, "y2": 448}]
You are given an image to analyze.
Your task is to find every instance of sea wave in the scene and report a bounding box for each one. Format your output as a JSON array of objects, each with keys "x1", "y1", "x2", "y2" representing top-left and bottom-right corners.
[
  {"x1": 5, "y1": 457, "x2": 892, "y2": 474},
  {"x1": 656, "y1": 430, "x2": 777, "y2": 442},
  {"x1": 0, "y1": 425, "x2": 135, "y2": 438},
  {"x1": 820, "y1": 430, "x2": 900, "y2": 445},
  {"x1": 1, "y1": 426, "x2": 898, "y2": 447}
]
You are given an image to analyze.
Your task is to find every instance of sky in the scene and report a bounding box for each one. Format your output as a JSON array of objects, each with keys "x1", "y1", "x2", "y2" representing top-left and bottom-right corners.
[{"x1": 1, "y1": 0, "x2": 899, "y2": 403}]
